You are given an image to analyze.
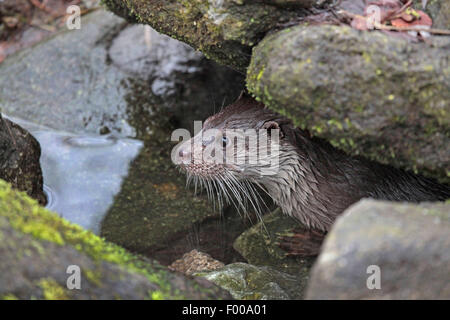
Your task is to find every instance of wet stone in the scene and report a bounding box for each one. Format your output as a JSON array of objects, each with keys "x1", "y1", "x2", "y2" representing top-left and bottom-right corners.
[
  {"x1": 102, "y1": 0, "x2": 325, "y2": 72},
  {"x1": 234, "y1": 208, "x2": 315, "y2": 275},
  {"x1": 0, "y1": 115, "x2": 46, "y2": 205},
  {"x1": 199, "y1": 262, "x2": 308, "y2": 300}
]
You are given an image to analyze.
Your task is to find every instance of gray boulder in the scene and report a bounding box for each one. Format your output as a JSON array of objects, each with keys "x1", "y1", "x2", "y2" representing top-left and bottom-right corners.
[{"x1": 306, "y1": 199, "x2": 450, "y2": 299}]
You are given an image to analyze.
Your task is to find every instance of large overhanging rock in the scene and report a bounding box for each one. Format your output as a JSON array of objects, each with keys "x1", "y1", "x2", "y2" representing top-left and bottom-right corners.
[
  {"x1": 102, "y1": 0, "x2": 329, "y2": 72},
  {"x1": 306, "y1": 199, "x2": 450, "y2": 299},
  {"x1": 247, "y1": 25, "x2": 450, "y2": 183}
]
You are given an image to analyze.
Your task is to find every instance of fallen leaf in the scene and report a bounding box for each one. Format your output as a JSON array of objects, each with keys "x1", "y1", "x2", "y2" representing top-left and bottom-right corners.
[{"x1": 391, "y1": 10, "x2": 432, "y2": 28}]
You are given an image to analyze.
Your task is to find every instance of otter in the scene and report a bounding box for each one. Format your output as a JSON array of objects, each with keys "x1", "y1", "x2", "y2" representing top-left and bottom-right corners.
[{"x1": 174, "y1": 93, "x2": 450, "y2": 255}]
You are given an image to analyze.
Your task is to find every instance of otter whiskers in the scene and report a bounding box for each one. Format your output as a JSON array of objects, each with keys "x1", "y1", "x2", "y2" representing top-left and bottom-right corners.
[{"x1": 184, "y1": 169, "x2": 268, "y2": 222}]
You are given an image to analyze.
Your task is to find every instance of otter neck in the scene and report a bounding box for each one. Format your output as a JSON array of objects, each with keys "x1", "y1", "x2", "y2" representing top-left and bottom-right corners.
[{"x1": 256, "y1": 144, "x2": 343, "y2": 232}]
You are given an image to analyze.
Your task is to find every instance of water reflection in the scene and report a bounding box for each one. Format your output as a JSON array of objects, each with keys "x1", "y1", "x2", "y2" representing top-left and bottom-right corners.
[{"x1": 5, "y1": 115, "x2": 143, "y2": 234}]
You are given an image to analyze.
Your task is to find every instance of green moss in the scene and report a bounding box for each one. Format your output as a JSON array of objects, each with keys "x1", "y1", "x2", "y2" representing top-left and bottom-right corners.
[
  {"x1": 327, "y1": 119, "x2": 343, "y2": 131},
  {"x1": 83, "y1": 269, "x2": 102, "y2": 287},
  {"x1": 1, "y1": 294, "x2": 19, "y2": 300},
  {"x1": 256, "y1": 66, "x2": 265, "y2": 82},
  {"x1": 150, "y1": 291, "x2": 164, "y2": 300},
  {"x1": 38, "y1": 279, "x2": 70, "y2": 300},
  {"x1": 0, "y1": 180, "x2": 186, "y2": 299}
]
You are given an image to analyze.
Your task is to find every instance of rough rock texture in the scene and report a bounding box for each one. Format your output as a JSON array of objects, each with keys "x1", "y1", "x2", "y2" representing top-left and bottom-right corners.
[
  {"x1": 169, "y1": 249, "x2": 225, "y2": 275},
  {"x1": 426, "y1": 0, "x2": 450, "y2": 29},
  {"x1": 102, "y1": 0, "x2": 329, "y2": 72},
  {"x1": 0, "y1": 115, "x2": 46, "y2": 205},
  {"x1": 306, "y1": 199, "x2": 450, "y2": 299},
  {"x1": 199, "y1": 262, "x2": 307, "y2": 299},
  {"x1": 0, "y1": 179, "x2": 231, "y2": 300},
  {"x1": 247, "y1": 24, "x2": 450, "y2": 183}
]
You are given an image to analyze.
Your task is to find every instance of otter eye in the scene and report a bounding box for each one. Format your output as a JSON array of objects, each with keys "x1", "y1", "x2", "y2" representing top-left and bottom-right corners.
[{"x1": 222, "y1": 136, "x2": 229, "y2": 148}]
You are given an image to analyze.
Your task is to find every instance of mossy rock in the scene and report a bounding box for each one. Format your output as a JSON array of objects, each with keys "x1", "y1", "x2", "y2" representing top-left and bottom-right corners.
[
  {"x1": 233, "y1": 209, "x2": 314, "y2": 276},
  {"x1": 101, "y1": 0, "x2": 323, "y2": 72},
  {"x1": 0, "y1": 115, "x2": 46, "y2": 205},
  {"x1": 198, "y1": 262, "x2": 307, "y2": 300},
  {"x1": 247, "y1": 24, "x2": 450, "y2": 183},
  {"x1": 0, "y1": 179, "x2": 231, "y2": 300}
]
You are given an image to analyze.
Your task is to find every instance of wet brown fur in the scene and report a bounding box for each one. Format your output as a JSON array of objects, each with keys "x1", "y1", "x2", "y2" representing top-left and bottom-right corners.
[{"x1": 183, "y1": 93, "x2": 450, "y2": 232}]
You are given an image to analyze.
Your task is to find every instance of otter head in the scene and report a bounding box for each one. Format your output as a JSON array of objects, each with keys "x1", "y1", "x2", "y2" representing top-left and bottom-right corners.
[{"x1": 173, "y1": 93, "x2": 296, "y2": 214}]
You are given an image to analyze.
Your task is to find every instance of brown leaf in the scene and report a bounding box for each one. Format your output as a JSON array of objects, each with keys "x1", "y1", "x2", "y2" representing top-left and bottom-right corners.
[{"x1": 391, "y1": 10, "x2": 432, "y2": 28}]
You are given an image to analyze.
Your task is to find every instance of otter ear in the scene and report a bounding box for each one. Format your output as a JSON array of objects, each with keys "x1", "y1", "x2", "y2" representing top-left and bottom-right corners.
[{"x1": 263, "y1": 121, "x2": 284, "y2": 139}]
